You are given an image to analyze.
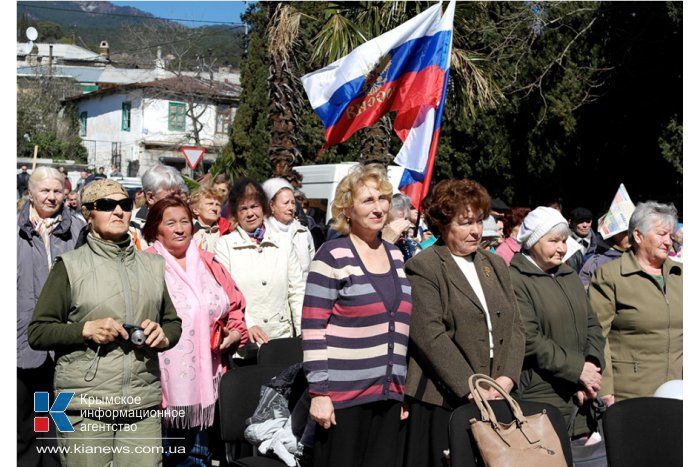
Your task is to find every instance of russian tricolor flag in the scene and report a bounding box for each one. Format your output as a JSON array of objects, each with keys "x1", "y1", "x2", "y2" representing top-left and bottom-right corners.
[{"x1": 301, "y1": 1, "x2": 456, "y2": 210}]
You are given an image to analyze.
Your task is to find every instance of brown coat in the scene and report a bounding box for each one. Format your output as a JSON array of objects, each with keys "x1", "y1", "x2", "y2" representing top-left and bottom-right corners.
[{"x1": 404, "y1": 244, "x2": 526, "y2": 408}]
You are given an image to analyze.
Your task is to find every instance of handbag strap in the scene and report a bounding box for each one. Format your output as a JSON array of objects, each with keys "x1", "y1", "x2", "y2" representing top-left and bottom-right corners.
[
  {"x1": 468, "y1": 374, "x2": 527, "y2": 426},
  {"x1": 567, "y1": 396, "x2": 607, "y2": 437}
]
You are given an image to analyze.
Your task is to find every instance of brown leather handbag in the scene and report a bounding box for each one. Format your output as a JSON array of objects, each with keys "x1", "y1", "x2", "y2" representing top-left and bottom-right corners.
[{"x1": 467, "y1": 374, "x2": 567, "y2": 467}]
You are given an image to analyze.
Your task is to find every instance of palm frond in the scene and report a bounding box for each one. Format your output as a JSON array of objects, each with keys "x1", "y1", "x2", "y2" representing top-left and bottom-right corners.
[
  {"x1": 268, "y1": 4, "x2": 302, "y2": 62},
  {"x1": 450, "y1": 47, "x2": 503, "y2": 119},
  {"x1": 310, "y1": 12, "x2": 368, "y2": 65},
  {"x1": 355, "y1": 0, "x2": 409, "y2": 38}
]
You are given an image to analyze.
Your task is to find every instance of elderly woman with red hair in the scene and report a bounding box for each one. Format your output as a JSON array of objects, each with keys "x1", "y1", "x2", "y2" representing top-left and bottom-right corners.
[{"x1": 403, "y1": 179, "x2": 525, "y2": 467}]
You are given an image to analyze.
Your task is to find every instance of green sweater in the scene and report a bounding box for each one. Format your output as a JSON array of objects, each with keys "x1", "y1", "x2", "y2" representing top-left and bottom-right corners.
[{"x1": 28, "y1": 235, "x2": 181, "y2": 412}]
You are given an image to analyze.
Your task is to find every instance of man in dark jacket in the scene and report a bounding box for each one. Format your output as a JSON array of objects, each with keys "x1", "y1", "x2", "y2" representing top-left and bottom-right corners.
[
  {"x1": 569, "y1": 207, "x2": 598, "y2": 257},
  {"x1": 17, "y1": 165, "x2": 29, "y2": 199}
]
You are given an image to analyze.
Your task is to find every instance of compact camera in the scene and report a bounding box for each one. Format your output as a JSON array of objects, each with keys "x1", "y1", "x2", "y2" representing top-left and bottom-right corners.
[{"x1": 123, "y1": 324, "x2": 146, "y2": 346}]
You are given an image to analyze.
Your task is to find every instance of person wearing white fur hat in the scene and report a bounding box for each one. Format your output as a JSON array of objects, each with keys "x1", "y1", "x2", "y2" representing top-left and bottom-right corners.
[
  {"x1": 509, "y1": 206, "x2": 606, "y2": 436},
  {"x1": 262, "y1": 177, "x2": 316, "y2": 282}
]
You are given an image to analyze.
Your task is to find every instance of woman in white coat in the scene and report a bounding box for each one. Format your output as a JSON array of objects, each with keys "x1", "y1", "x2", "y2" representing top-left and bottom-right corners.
[
  {"x1": 214, "y1": 178, "x2": 304, "y2": 345},
  {"x1": 262, "y1": 177, "x2": 316, "y2": 282}
]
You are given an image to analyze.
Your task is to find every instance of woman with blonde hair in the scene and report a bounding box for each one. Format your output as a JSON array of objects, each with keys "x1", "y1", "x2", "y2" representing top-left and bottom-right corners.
[
  {"x1": 302, "y1": 164, "x2": 412, "y2": 467},
  {"x1": 189, "y1": 187, "x2": 233, "y2": 252},
  {"x1": 18, "y1": 166, "x2": 85, "y2": 466}
]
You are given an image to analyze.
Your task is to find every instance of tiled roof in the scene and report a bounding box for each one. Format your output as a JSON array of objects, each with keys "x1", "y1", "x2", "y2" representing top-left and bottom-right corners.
[{"x1": 63, "y1": 75, "x2": 241, "y2": 102}]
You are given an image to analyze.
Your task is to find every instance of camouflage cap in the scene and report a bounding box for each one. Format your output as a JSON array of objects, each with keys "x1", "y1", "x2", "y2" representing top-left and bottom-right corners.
[{"x1": 80, "y1": 179, "x2": 128, "y2": 219}]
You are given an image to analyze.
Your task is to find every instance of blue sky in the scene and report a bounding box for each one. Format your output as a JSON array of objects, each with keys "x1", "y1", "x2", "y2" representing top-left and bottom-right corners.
[{"x1": 113, "y1": 1, "x2": 250, "y2": 27}]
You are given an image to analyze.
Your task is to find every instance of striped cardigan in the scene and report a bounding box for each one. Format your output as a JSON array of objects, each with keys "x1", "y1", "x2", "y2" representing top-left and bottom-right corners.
[{"x1": 302, "y1": 236, "x2": 413, "y2": 409}]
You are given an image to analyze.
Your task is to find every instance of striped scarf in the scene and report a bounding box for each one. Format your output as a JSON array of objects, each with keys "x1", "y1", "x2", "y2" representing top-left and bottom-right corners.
[
  {"x1": 247, "y1": 225, "x2": 266, "y2": 245},
  {"x1": 29, "y1": 205, "x2": 61, "y2": 270}
]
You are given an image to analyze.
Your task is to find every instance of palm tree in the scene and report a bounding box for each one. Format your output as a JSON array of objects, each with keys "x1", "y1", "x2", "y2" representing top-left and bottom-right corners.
[{"x1": 266, "y1": 2, "x2": 306, "y2": 183}]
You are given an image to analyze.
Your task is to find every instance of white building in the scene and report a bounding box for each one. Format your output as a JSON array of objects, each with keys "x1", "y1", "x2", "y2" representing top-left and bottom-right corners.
[
  {"x1": 17, "y1": 41, "x2": 241, "y2": 93},
  {"x1": 63, "y1": 75, "x2": 240, "y2": 176}
]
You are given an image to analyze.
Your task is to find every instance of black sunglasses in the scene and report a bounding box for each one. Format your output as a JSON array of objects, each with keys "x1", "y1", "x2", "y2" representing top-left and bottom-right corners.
[{"x1": 85, "y1": 198, "x2": 134, "y2": 212}]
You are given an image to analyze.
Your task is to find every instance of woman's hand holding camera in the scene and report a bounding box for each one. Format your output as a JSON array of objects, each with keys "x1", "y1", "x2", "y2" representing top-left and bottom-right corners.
[
  {"x1": 82, "y1": 317, "x2": 128, "y2": 344},
  {"x1": 83, "y1": 318, "x2": 168, "y2": 348},
  {"x1": 141, "y1": 319, "x2": 169, "y2": 349}
]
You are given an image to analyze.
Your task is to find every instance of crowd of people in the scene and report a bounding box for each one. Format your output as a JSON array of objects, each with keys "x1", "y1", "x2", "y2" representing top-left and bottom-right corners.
[{"x1": 17, "y1": 162, "x2": 683, "y2": 467}]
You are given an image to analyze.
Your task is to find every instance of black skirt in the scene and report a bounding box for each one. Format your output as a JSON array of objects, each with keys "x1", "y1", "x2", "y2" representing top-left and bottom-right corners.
[
  {"x1": 403, "y1": 398, "x2": 456, "y2": 467},
  {"x1": 313, "y1": 400, "x2": 405, "y2": 467}
]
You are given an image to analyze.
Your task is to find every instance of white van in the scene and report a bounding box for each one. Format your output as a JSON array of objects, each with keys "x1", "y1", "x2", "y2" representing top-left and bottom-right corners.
[{"x1": 293, "y1": 162, "x2": 404, "y2": 224}]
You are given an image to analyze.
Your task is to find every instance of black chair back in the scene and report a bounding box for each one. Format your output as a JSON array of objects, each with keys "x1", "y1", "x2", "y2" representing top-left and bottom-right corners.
[
  {"x1": 257, "y1": 337, "x2": 303, "y2": 366},
  {"x1": 448, "y1": 400, "x2": 574, "y2": 467},
  {"x1": 603, "y1": 397, "x2": 682, "y2": 467},
  {"x1": 218, "y1": 363, "x2": 288, "y2": 465}
]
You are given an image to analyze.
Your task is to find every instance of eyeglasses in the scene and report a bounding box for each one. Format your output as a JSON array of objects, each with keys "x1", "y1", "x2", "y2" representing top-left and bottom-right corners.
[{"x1": 84, "y1": 198, "x2": 134, "y2": 212}]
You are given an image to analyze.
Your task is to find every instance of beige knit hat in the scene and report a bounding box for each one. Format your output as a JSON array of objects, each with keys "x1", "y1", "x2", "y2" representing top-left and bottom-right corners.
[{"x1": 80, "y1": 179, "x2": 128, "y2": 219}]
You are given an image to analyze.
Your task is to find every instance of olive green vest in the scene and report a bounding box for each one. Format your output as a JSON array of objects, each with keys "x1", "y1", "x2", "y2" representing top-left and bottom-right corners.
[{"x1": 55, "y1": 234, "x2": 166, "y2": 412}]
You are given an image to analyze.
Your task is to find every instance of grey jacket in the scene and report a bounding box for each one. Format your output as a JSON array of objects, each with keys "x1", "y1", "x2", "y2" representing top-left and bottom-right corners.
[{"x1": 17, "y1": 203, "x2": 84, "y2": 369}]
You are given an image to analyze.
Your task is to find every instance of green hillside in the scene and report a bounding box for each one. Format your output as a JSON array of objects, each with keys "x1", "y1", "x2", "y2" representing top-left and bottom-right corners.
[{"x1": 17, "y1": 1, "x2": 244, "y2": 69}]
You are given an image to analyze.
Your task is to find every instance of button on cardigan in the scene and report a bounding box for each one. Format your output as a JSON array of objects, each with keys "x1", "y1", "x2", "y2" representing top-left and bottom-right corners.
[{"x1": 302, "y1": 236, "x2": 412, "y2": 409}]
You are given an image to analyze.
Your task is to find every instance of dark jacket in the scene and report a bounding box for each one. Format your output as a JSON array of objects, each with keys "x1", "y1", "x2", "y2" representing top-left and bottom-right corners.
[
  {"x1": 17, "y1": 203, "x2": 84, "y2": 369},
  {"x1": 509, "y1": 253, "x2": 605, "y2": 426},
  {"x1": 579, "y1": 246, "x2": 625, "y2": 288},
  {"x1": 17, "y1": 171, "x2": 30, "y2": 196},
  {"x1": 404, "y1": 245, "x2": 526, "y2": 409}
]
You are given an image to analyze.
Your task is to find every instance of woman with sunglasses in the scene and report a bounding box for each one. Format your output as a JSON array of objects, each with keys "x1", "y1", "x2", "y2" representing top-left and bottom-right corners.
[
  {"x1": 142, "y1": 196, "x2": 248, "y2": 466},
  {"x1": 28, "y1": 179, "x2": 182, "y2": 467}
]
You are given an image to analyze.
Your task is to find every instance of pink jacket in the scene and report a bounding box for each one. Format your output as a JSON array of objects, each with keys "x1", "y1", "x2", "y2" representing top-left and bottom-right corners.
[{"x1": 495, "y1": 236, "x2": 521, "y2": 266}]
